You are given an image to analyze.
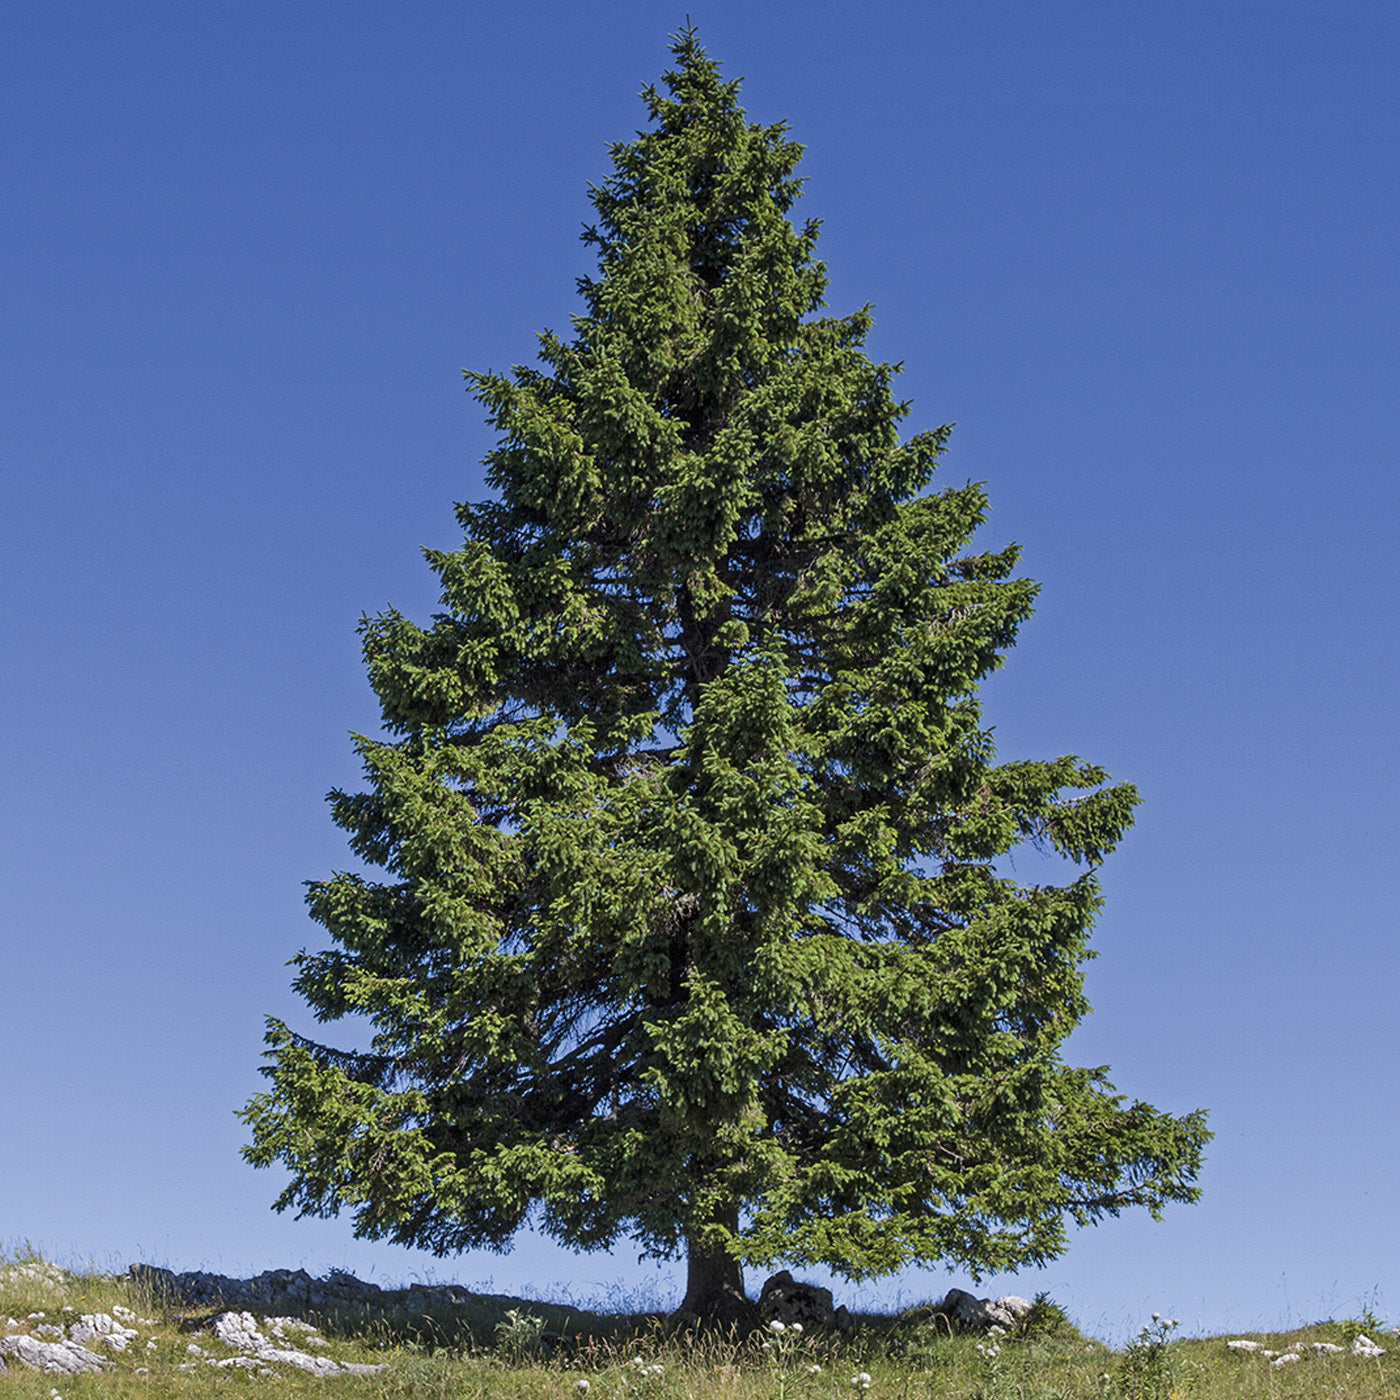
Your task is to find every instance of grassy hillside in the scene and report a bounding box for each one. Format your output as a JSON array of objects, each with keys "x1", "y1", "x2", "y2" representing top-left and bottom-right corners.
[{"x1": 1, "y1": 1249, "x2": 1394, "y2": 1399}]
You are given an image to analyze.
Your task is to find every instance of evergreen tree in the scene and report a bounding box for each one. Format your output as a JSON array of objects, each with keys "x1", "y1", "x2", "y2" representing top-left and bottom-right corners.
[{"x1": 241, "y1": 31, "x2": 1208, "y2": 1324}]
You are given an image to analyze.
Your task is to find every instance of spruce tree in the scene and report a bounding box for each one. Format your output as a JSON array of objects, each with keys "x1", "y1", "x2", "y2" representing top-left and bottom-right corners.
[{"x1": 241, "y1": 31, "x2": 1208, "y2": 1324}]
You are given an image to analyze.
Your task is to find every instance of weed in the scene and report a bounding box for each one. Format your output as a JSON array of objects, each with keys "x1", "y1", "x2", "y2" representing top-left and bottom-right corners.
[
  {"x1": 494, "y1": 1307, "x2": 547, "y2": 1363},
  {"x1": 1020, "y1": 1291, "x2": 1082, "y2": 1342},
  {"x1": 1118, "y1": 1314, "x2": 1181, "y2": 1400}
]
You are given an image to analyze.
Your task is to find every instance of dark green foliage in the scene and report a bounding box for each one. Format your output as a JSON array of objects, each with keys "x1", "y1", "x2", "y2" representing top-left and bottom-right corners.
[
  {"x1": 1019, "y1": 1292, "x2": 1083, "y2": 1343},
  {"x1": 241, "y1": 29, "x2": 1208, "y2": 1306}
]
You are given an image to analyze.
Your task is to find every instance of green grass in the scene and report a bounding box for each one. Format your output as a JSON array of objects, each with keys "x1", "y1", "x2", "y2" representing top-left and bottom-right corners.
[{"x1": 2, "y1": 1248, "x2": 1395, "y2": 1399}]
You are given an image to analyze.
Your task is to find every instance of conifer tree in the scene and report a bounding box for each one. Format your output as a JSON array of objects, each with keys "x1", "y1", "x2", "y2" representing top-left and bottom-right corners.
[{"x1": 242, "y1": 31, "x2": 1208, "y2": 1324}]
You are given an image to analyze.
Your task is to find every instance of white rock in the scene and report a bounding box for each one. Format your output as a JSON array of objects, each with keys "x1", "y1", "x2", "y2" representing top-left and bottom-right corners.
[
  {"x1": 1270, "y1": 1352, "x2": 1301, "y2": 1367},
  {"x1": 0, "y1": 1335, "x2": 110, "y2": 1376},
  {"x1": 994, "y1": 1296, "x2": 1034, "y2": 1320},
  {"x1": 1226, "y1": 1340, "x2": 1262, "y2": 1352},
  {"x1": 1309, "y1": 1342, "x2": 1345, "y2": 1354},
  {"x1": 209, "y1": 1310, "x2": 384, "y2": 1377},
  {"x1": 70, "y1": 1314, "x2": 139, "y2": 1351},
  {"x1": 1352, "y1": 1334, "x2": 1386, "y2": 1358}
]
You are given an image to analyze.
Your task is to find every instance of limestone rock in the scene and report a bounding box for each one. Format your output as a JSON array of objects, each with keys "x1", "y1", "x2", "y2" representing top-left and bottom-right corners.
[
  {"x1": 0, "y1": 1333, "x2": 110, "y2": 1375},
  {"x1": 70, "y1": 1313, "x2": 139, "y2": 1351},
  {"x1": 209, "y1": 1310, "x2": 384, "y2": 1376}
]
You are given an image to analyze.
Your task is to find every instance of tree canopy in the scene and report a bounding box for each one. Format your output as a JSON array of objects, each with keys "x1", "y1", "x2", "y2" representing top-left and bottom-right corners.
[{"x1": 241, "y1": 30, "x2": 1208, "y2": 1324}]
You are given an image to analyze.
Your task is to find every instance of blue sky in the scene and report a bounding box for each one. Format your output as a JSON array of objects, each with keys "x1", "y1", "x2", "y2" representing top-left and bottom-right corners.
[{"x1": 3, "y1": 1, "x2": 1396, "y2": 1344}]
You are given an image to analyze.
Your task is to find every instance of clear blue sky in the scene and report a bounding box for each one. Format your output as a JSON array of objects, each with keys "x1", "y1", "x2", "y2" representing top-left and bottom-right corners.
[{"x1": 3, "y1": 1, "x2": 1396, "y2": 1345}]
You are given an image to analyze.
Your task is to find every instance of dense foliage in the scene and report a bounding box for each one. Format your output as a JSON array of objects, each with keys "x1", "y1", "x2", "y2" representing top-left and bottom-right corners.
[{"x1": 242, "y1": 31, "x2": 1208, "y2": 1320}]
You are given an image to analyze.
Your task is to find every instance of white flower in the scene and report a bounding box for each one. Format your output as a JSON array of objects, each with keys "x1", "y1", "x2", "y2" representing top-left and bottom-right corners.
[
  {"x1": 790, "y1": 1321, "x2": 803, "y2": 1334},
  {"x1": 850, "y1": 1371, "x2": 872, "y2": 1389},
  {"x1": 807, "y1": 1363, "x2": 823, "y2": 1374},
  {"x1": 576, "y1": 1381, "x2": 590, "y2": 1394},
  {"x1": 770, "y1": 1319, "x2": 787, "y2": 1333}
]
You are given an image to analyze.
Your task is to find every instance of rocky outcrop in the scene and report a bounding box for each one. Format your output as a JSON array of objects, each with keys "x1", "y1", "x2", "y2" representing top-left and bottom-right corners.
[
  {"x1": 0, "y1": 1332, "x2": 111, "y2": 1376},
  {"x1": 203, "y1": 1312, "x2": 385, "y2": 1376},
  {"x1": 128, "y1": 1263, "x2": 510, "y2": 1314},
  {"x1": 0, "y1": 1302, "x2": 383, "y2": 1379}
]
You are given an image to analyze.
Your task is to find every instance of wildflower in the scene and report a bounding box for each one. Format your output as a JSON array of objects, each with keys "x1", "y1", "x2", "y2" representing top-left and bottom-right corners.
[
  {"x1": 576, "y1": 1381, "x2": 590, "y2": 1394},
  {"x1": 790, "y1": 1322, "x2": 802, "y2": 1335},
  {"x1": 850, "y1": 1371, "x2": 872, "y2": 1389},
  {"x1": 770, "y1": 1319, "x2": 787, "y2": 1333},
  {"x1": 807, "y1": 1363, "x2": 822, "y2": 1374}
]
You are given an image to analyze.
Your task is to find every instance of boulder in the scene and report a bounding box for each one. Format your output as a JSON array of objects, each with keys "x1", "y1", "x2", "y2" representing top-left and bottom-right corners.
[
  {"x1": 930, "y1": 1288, "x2": 1033, "y2": 1333},
  {"x1": 757, "y1": 1271, "x2": 851, "y2": 1332}
]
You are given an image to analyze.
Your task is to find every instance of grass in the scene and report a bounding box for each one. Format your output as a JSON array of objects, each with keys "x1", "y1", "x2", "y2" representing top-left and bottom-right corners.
[{"x1": 2, "y1": 1248, "x2": 1395, "y2": 1399}]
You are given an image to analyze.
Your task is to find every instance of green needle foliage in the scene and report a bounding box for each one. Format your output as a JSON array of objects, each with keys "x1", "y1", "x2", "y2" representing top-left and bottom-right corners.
[{"x1": 241, "y1": 29, "x2": 1209, "y2": 1323}]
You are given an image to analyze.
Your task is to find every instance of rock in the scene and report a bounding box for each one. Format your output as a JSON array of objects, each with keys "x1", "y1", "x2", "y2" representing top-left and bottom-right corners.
[
  {"x1": 1352, "y1": 1334, "x2": 1385, "y2": 1358},
  {"x1": 0, "y1": 1334, "x2": 110, "y2": 1375},
  {"x1": 0, "y1": 1263, "x2": 68, "y2": 1292},
  {"x1": 1227, "y1": 1339, "x2": 1262, "y2": 1352},
  {"x1": 1271, "y1": 1352, "x2": 1302, "y2": 1367},
  {"x1": 69, "y1": 1313, "x2": 139, "y2": 1351},
  {"x1": 757, "y1": 1271, "x2": 851, "y2": 1331},
  {"x1": 128, "y1": 1264, "x2": 389, "y2": 1311},
  {"x1": 1309, "y1": 1342, "x2": 1345, "y2": 1354},
  {"x1": 209, "y1": 1310, "x2": 385, "y2": 1376},
  {"x1": 931, "y1": 1288, "x2": 1033, "y2": 1332}
]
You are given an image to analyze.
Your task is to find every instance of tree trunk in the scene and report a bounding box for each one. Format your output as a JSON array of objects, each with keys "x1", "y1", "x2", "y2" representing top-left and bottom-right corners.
[{"x1": 677, "y1": 1206, "x2": 754, "y2": 1329}]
